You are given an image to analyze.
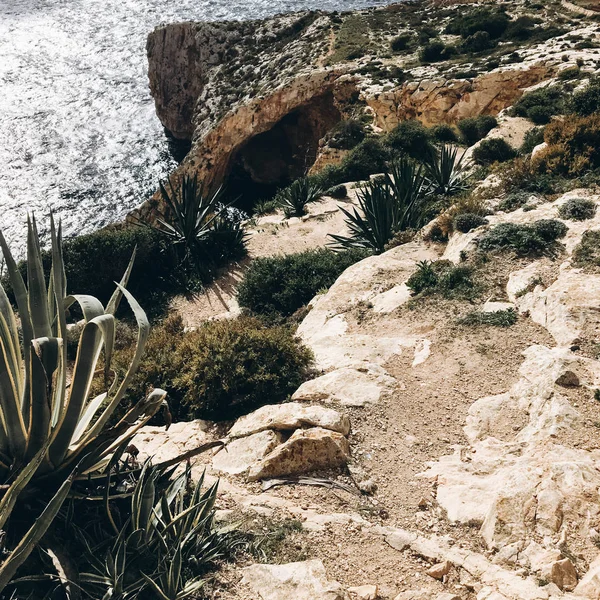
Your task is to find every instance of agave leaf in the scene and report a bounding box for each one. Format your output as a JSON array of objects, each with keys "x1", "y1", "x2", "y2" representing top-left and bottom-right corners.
[
  {"x1": 0, "y1": 471, "x2": 75, "y2": 593},
  {"x1": 106, "y1": 247, "x2": 137, "y2": 317},
  {"x1": 26, "y1": 215, "x2": 52, "y2": 340}
]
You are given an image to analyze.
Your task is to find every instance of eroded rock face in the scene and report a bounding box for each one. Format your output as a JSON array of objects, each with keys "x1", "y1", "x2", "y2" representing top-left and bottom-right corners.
[
  {"x1": 247, "y1": 427, "x2": 351, "y2": 481},
  {"x1": 240, "y1": 560, "x2": 347, "y2": 600},
  {"x1": 212, "y1": 430, "x2": 284, "y2": 476}
]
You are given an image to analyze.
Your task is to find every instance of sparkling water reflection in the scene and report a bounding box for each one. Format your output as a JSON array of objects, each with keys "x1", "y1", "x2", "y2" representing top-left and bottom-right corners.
[{"x1": 0, "y1": 0, "x2": 385, "y2": 255}]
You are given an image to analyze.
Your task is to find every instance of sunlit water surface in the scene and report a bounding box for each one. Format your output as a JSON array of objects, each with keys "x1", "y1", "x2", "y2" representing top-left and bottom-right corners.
[{"x1": 0, "y1": 0, "x2": 385, "y2": 254}]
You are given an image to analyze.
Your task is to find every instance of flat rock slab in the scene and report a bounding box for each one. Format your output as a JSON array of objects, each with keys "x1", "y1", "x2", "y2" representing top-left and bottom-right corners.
[
  {"x1": 229, "y1": 402, "x2": 350, "y2": 438},
  {"x1": 241, "y1": 559, "x2": 347, "y2": 600},
  {"x1": 212, "y1": 430, "x2": 283, "y2": 475},
  {"x1": 248, "y1": 427, "x2": 350, "y2": 481},
  {"x1": 292, "y1": 366, "x2": 396, "y2": 407}
]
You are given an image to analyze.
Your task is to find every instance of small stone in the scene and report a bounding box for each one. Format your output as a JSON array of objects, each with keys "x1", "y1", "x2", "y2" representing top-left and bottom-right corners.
[
  {"x1": 555, "y1": 370, "x2": 580, "y2": 387},
  {"x1": 435, "y1": 594, "x2": 461, "y2": 600},
  {"x1": 417, "y1": 497, "x2": 429, "y2": 510},
  {"x1": 359, "y1": 479, "x2": 377, "y2": 495},
  {"x1": 426, "y1": 561, "x2": 451, "y2": 580},
  {"x1": 548, "y1": 558, "x2": 578, "y2": 591},
  {"x1": 348, "y1": 584, "x2": 379, "y2": 599}
]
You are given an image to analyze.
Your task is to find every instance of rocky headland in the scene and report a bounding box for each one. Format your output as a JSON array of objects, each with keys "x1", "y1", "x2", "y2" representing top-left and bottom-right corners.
[{"x1": 129, "y1": 1, "x2": 600, "y2": 599}]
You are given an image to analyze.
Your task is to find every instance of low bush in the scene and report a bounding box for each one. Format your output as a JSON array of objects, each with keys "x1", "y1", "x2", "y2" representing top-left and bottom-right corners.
[
  {"x1": 520, "y1": 127, "x2": 546, "y2": 154},
  {"x1": 420, "y1": 39, "x2": 457, "y2": 63},
  {"x1": 254, "y1": 198, "x2": 281, "y2": 216},
  {"x1": 558, "y1": 66, "x2": 581, "y2": 81},
  {"x1": 430, "y1": 124, "x2": 459, "y2": 143},
  {"x1": 478, "y1": 219, "x2": 568, "y2": 255},
  {"x1": 511, "y1": 87, "x2": 565, "y2": 124},
  {"x1": 407, "y1": 260, "x2": 479, "y2": 299},
  {"x1": 458, "y1": 115, "x2": 498, "y2": 146},
  {"x1": 454, "y1": 213, "x2": 489, "y2": 233},
  {"x1": 108, "y1": 315, "x2": 314, "y2": 422},
  {"x1": 327, "y1": 184, "x2": 348, "y2": 199},
  {"x1": 384, "y1": 119, "x2": 434, "y2": 161},
  {"x1": 315, "y1": 138, "x2": 390, "y2": 188},
  {"x1": 572, "y1": 230, "x2": 600, "y2": 270},
  {"x1": 237, "y1": 248, "x2": 368, "y2": 320},
  {"x1": 473, "y1": 138, "x2": 517, "y2": 165},
  {"x1": 327, "y1": 119, "x2": 366, "y2": 150},
  {"x1": 496, "y1": 157, "x2": 557, "y2": 195},
  {"x1": 391, "y1": 33, "x2": 414, "y2": 52},
  {"x1": 504, "y1": 15, "x2": 540, "y2": 41},
  {"x1": 445, "y1": 7, "x2": 509, "y2": 39},
  {"x1": 498, "y1": 191, "x2": 532, "y2": 212},
  {"x1": 570, "y1": 77, "x2": 600, "y2": 116},
  {"x1": 534, "y1": 114, "x2": 600, "y2": 176},
  {"x1": 458, "y1": 308, "x2": 517, "y2": 327},
  {"x1": 462, "y1": 31, "x2": 495, "y2": 53},
  {"x1": 557, "y1": 198, "x2": 597, "y2": 221}
]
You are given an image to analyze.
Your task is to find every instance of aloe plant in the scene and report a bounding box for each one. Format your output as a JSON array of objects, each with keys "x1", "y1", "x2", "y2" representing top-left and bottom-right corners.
[
  {"x1": 424, "y1": 144, "x2": 471, "y2": 196},
  {"x1": 329, "y1": 158, "x2": 427, "y2": 253},
  {"x1": 0, "y1": 215, "x2": 168, "y2": 591},
  {"x1": 277, "y1": 177, "x2": 324, "y2": 217},
  {"x1": 80, "y1": 463, "x2": 223, "y2": 600}
]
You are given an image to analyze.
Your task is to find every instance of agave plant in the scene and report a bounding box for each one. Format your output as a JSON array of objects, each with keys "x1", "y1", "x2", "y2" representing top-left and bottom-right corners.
[
  {"x1": 424, "y1": 144, "x2": 472, "y2": 196},
  {"x1": 0, "y1": 215, "x2": 169, "y2": 590},
  {"x1": 277, "y1": 177, "x2": 324, "y2": 218},
  {"x1": 80, "y1": 463, "x2": 224, "y2": 600},
  {"x1": 329, "y1": 158, "x2": 427, "y2": 254},
  {"x1": 152, "y1": 174, "x2": 230, "y2": 259}
]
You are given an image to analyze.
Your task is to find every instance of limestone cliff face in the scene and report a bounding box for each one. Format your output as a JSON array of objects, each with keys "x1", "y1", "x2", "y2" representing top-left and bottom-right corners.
[{"x1": 138, "y1": 4, "x2": 560, "y2": 221}]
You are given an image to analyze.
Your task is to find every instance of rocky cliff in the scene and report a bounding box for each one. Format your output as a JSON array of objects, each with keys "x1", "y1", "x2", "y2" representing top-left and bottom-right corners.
[{"x1": 134, "y1": 1, "x2": 579, "y2": 221}]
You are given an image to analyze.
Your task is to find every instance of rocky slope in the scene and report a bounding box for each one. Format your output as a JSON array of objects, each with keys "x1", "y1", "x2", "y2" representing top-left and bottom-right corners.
[{"x1": 132, "y1": 1, "x2": 600, "y2": 598}]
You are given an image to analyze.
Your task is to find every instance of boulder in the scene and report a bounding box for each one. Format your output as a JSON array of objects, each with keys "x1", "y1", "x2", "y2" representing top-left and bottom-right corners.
[
  {"x1": 133, "y1": 420, "x2": 211, "y2": 464},
  {"x1": 348, "y1": 584, "x2": 379, "y2": 599},
  {"x1": 240, "y1": 560, "x2": 347, "y2": 600},
  {"x1": 229, "y1": 402, "x2": 350, "y2": 438},
  {"x1": 544, "y1": 558, "x2": 578, "y2": 592},
  {"x1": 575, "y1": 554, "x2": 600, "y2": 598},
  {"x1": 212, "y1": 430, "x2": 284, "y2": 475},
  {"x1": 247, "y1": 427, "x2": 350, "y2": 481},
  {"x1": 292, "y1": 366, "x2": 396, "y2": 407},
  {"x1": 426, "y1": 561, "x2": 452, "y2": 580}
]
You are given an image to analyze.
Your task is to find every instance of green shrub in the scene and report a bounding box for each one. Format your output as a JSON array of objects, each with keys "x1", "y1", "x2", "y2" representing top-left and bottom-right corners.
[
  {"x1": 174, "y1": 317, "x2": 314, "y2": 419},
  {"x1": 430, "y1": 124, "x2": 459, "y2": 143},
  {"x1": 462, "y1": 31, "x2": 495, "y2": 53},
  {"x1": 458, "y1": 115, "x2": 498, "y2": 145},
  {"x1": 520, "y1": 127, "x2": 545, "y2": 154},
  {"x1": 254, "y1": 198, "x2": 281, "y2": 216},
  {"x1": 498, "y1": 191, "x2": 531, "y2": 212},
  {"x1": 454, "y1": 213, "x2": 489, "y2": 233},
  {"x1": 573, "y1": 230, "x2": 600, "y2": 270},
  {"x1": 478, "y1": 220, "x2": 567, "y2": 255},
  {"x1": 511, "y1": 87, "x2": 565, "y2": 124},
  {"x1": 109, "y1": 315, "x2": 314, "y2": 422},
  {"x1": 384, "y1": 119, "x2": 434, "y2": 161},
  {"x1": 458, "y1": 308, "x2": 517, "y2": 327},
  {"x1": 391, "y1": 33, "x2": 414, "y2": 52},
  {"x1": 237, "y1": 248, "x2": 368, "y2": 320},
  {"x1": 327, "y1": 184, "x2": 348, "y2": 199},
  {"x1": 445, "y1": 7, "x2": 509, "y2": 39},
  {"x1": 473, "y1": 138, "x2": 517, "y2": 165},
  {"x1": 327, "y1": 119, "x2": 366, "y2": 150},
  {"x1": 407, "y1": 260, "x2": 479, "y2": 299},
  {"x1": 571, "y1": 78, "x2": 600, "y2": 116},
  {"x1": 534, "y1": 115, "x2": 600, "y2": 176},
  {"x1": 504, "y1": 15, "x2": 540, "y2": 41},
  {"x1": 315, "y1": 138, "x2": 390, "y2": 188},
  {"x1": 557, "y1": 198, "x2": 597, "y2": 221},
  {"x1": 419, "y1": 39, "x2": 457, "y2": 63},
  {"x1": 558, "y1": 66, "x2": 581, "y2": 81}
]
